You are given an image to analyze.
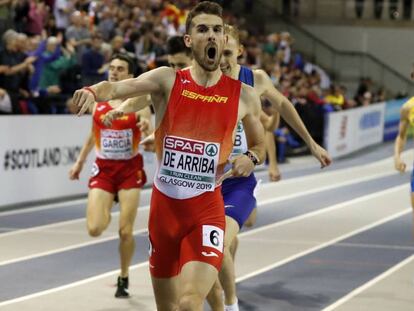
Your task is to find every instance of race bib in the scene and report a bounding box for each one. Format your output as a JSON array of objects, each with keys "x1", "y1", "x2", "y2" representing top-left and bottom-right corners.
[
  {"x1": 158, "y1": 136, "x2": 220, "y2": 192},
  {"x1": 202, "y1": 225, "x2": 224, "y2": 253},
  {"x1": 231, "y1": 121, "x2": 248, "y2": 156},
  {"x1": 100, "y1": 129, "x2": 133, "y2": 159}
]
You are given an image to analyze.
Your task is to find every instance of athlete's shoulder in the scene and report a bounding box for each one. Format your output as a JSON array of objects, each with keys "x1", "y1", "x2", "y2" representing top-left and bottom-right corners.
[
  {"x1": 240, "y1": 81, "x2": 255, "y2": 94},
  {"x1": 150, "y1": 66, "x2": 176, "y2": 78},
  {"x1": 252, "y1": 68, "x2": 270, "y2": 84},
  {"x1": 240, "y1": 83, "x2": 260, "y2": 110}
]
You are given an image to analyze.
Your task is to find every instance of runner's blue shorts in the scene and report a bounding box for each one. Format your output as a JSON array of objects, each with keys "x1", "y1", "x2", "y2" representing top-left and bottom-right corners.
[{"x1": 222, "y1": 173, "x2": 257, "y2": 229}]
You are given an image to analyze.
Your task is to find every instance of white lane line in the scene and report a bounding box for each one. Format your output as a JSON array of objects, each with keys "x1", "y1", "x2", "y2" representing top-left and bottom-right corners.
[
  {"x1": 0, "y1": 186, "x2": 408, "y2": 307},
  {"x1": 0, "y1": 188, "x2": 153, "y2": 217},
  {"x1": 0, "y1": 169, "x2": 400, "y2": 239},
  {"x1": 0, "y1": 261, "x2": 149, "y2": 307},
  {"x1": 0, "y1": 228, "x2": 148, "y2": 267},
  {"x1": 0, "y1": 198, "x2": 88, "y2": 216},
  {"x1": 243, "y1": 184, "x2": 407, "y2": 237},
  {"x1": 239, "y1": 238, "x2": 414, "y2": 252},
  {"x1": 236, "y1": 208, "x2": 411, "y2": 283},
  {"x1": 321, "y1": 254, "x2": 414, "y2": 311},
  {"x1": 258, "y1": 150, "x2": 410, "y2": 190},
  {"x1": 0, "y1": 205, "x2": 150, "y2": 239},
  {"x1": 258, "y1": 170, "x2": 396, "y2": 206}
]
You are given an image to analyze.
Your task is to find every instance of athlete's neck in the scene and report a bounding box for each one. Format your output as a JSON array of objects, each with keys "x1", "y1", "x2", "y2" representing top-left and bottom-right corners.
[
  {"x1": 190, "y1": 63, "x2": 222, "y2": 88},
  {"x1": 230, "y1": 64, "x2": 241, "y2": 80}
]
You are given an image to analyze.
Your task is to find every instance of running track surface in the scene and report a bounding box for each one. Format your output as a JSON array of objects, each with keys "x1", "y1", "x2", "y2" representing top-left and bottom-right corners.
[{"x1": 0, "y1": 141, "x2": 413, "y2": 311}]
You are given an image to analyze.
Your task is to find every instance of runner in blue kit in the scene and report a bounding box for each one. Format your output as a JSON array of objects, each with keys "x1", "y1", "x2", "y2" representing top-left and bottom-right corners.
[
  {"x1": 222, "y1": 65, "x2": 258, "y2": 231},
  {"x1": 206, "y1": 24, "x2": 332, "y2": 311}
]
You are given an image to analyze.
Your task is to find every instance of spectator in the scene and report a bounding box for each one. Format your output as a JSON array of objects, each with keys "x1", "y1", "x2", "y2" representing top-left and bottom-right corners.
[
  {"x1": 26, "y1": 0, "x2": 47, "y2": 36},
  {"x1": 13, "y1": 0, "x2": 29, "y2": 33},
  {"x1": 81, "y1": 32, "x2": 105, "y2": 85},
  {"x1": 53, "y1": 0, "x2": 74, "y2": 33},
  {"x1": 0, "y1": 0, "x2": 12, "y2": 35},
  {"x1": 39, "y1": 39, "x2": 76, "y2": 91},
  {"x1": 279, "y1": 32, "x2": 292, "y2": 66},
  {"x1": 27, "y1": 34, "x2": 62, "y2": 95},
  {"x1": 97, "y1": 7, "x2": 116, "y2": 41},
  {"x1": 0, "y1": 30, "x2": 36, "y2": 113},
  {"x1": 325, "y1": 84, "x2": 345, "y2": 110},
  {"x1": 65, "y1": 11, "x2": 91, "y2": 64},
  {"x1": 389, "y1": 0, "x2": 398, "y2": 19}
]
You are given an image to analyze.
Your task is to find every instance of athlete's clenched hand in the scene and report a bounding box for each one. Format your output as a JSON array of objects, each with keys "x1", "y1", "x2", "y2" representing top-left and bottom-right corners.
[
  {"x1": 69, "y1": 161, "x2": 83, "y2": 180},
  {"x1": 309, "y1": 142, "x2": 332, "y2": 168},
  {"x1": 394, "y1": 157, "x2": 406, "y2": 173},
  {"x1": 218, "y1": 154, "x2": 255, "y2": 184}
]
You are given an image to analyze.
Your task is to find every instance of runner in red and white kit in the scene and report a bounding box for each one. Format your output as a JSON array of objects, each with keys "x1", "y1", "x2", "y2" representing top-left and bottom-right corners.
[
  {"x1": 69, "y1": 54, "x2": 152, "y2": 298},
  {"x1": 73, "y1": 2, "x2": 310, "y2": 310}
]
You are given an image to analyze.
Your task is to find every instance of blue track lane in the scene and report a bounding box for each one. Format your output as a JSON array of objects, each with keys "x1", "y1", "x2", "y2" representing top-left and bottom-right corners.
[{"x1": 237, "y1": 215, "x2": 414, "y2": 311}]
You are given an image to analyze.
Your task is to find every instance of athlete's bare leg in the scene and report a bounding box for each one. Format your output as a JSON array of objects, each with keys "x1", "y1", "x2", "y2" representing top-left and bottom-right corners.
[
  {"x1": 206, "y1": 280, "x2": 224, "y2": 311},
  {"x1": 243, "y1": 207, "x2": 257, "y2": 228},
  {"x1": 86, "y1": 188, "x2": 114, "y2": 236},
  {"x1": 151, "y1": 275, "x2": 180, "y2": 311},
  {"x1": 152, "y1": 261, "x2": 217, "y2": 311},
  {"x1": 229, "y1": 236, "x2": 238, "y2": 261},
  {"x1": 219, "y1": 216, "x2": 240, "y2": 306},
  {"x1": 179, "y1": 261, "x2": 219, "y2": 311},
  {"x1": 118, "y1": 188, "x2": 140, "y2": 277}
]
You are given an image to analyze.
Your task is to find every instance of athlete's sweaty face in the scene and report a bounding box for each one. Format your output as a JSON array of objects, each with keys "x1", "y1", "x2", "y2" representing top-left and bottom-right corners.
[
  {"x1": 108, "y1": 59, "x2": 132, "y2": 82},
  {"x1": 168, "y1": 52, "x2": 192, "y2": 72},
  {"x1": 186, "y1": 14, "x2": 224, "y2": 72},
  {"x1": 220, "y1": 34, "x2": 240, "y2": 77}
]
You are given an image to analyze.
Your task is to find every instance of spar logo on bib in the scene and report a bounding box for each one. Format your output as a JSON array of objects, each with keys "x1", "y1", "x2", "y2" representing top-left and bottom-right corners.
[
  {"x1": 205, "y1": 144, "x2": 218, "y2": 157},
  {"x1": 159, "y1": 136, "x2": 221, "y2": 192},
  {"x1": 165, "y1": 137, "x2": 205, "y2": 155}
]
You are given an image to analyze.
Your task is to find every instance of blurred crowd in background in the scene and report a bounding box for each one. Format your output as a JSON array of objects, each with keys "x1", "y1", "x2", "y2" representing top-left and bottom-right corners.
[{"x1": 0, "y1": 0, "x2": 393, "y2": 161}]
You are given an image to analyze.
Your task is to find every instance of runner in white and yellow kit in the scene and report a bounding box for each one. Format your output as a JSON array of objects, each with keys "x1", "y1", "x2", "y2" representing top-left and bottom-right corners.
[{"x1": 394, "y1": 96, "x2": 414, "y2": 236}]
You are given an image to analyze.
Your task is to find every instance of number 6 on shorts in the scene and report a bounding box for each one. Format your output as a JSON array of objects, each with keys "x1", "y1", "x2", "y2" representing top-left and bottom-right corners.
[{"x1": 202, "y1": 225, "x2": 224, "y2": 253}]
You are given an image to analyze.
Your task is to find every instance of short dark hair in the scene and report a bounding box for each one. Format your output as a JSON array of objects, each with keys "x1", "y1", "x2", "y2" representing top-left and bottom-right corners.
[
  {"x1": 110, "y1": 53, "x2": 135, "y2": 75},
  {"x1": 166, "y1": 36, "x2": 191, "y2": 56},
  {"x1": 185, "y1": 1, "x2": 223, "y2": 34}
]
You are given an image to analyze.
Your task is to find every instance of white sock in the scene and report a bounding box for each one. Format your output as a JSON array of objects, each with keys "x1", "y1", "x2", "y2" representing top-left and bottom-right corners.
[{"x1": 224, "y1": 298, "x2": 239, "y2": 311}]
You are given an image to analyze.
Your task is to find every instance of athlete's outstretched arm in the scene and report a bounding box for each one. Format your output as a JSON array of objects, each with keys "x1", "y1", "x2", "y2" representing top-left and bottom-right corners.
[
  {"x1": 255, "y1": 69, "x2": 331, "y2": 168},
  {"x1": 74, "y1": 66, "x2": 174, "y2": 115},
  {"x1": 260, "y1": 110, "x2": 280, "y2": 132},
  {"x1": 260, "y1": 110, "x2": 280, "y2": 181},
  {"x1": 394, "y1": 105, "x2": 410, "y2": 173}
]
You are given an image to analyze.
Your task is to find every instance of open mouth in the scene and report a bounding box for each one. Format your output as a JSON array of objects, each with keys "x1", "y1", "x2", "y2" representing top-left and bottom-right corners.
[{"x1": 207, "y1": 46, "x2": 217, "y2": 60}]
